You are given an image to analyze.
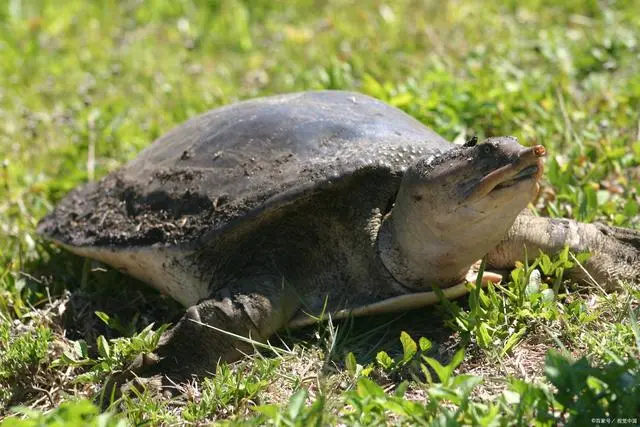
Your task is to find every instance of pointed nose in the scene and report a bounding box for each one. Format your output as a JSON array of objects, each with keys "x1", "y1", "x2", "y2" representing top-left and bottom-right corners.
[
  {"x1": 533, "y1": 145, "x2": 546, "y2": 157},
  {"x1": 519, "y1": 144, "x2": 546, "y2": 160}
]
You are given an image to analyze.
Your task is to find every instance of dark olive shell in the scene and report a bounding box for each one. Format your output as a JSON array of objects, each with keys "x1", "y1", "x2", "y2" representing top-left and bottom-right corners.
[{"x1": 38, "y1": 91, "x2": 452, "y2": 247}]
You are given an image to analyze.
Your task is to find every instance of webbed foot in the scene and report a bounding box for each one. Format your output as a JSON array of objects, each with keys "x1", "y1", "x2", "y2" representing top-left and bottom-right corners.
[
  {"x1": 487, "y1": 212, "x2": 640, "y2": 289},
  {"x1": 583, "y1": 222, "x2": 640, "y2": 288},
  {"x1": 98, "y1": 353, "x2": 166, "y2": 408},
  {"x1": 97, "y1": 277, "x2": 296, "y2": 407}
]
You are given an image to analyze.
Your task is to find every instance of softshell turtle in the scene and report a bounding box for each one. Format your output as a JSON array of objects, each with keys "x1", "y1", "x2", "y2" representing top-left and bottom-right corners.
[{"x1": 38, "y1": 91, "x2": 640, "y2": 386}]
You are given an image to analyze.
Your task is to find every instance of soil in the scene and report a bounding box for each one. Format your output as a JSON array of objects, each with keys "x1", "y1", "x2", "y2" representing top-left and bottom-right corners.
[
  {"x1": 37, "y1": 168, "x2": 281, "y2": 248},
  {"x1": 37, "y1": 91, "x2": 452, "y2": 249}
]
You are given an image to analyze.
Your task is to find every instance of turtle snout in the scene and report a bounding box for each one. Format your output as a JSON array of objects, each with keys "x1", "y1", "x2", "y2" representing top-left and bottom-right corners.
[
  {"x1": 518, "y1": 144, "x2": 546, "y2": 180},
  {"x1": 518, "y1": 144, "x2": 546, "y2": 161}
]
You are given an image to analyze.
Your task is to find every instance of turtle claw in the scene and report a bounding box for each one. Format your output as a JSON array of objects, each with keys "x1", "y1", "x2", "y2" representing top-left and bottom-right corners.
[
  {"x1": 465, "y1": 260, "x2": 504, "y2": 286},
  {"x1": 581, "y1": 223, "x2": 640, "y2": 290},
  {"x1": 97, "y1": 352, "x2": 170, "y2": 409},
  {"x1": 487, "y1": 214, "x2": 640, "y2": 290},
  {"x1": 119, "y1": 373, "x2": 165, "y2": 397}
]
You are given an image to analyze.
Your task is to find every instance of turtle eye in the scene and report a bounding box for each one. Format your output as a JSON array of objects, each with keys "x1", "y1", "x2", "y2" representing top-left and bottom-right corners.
[{"x1": 481, "y1": 144, "x2": 493, "y2": 156}]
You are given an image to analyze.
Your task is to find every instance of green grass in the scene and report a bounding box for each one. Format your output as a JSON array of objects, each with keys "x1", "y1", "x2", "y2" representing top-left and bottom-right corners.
[{"x1": 1, "y1": 0, "x2": 640, "y2": 424}]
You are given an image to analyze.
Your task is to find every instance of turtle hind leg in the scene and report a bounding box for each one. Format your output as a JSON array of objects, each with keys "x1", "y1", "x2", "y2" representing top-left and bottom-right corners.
[
  {"x1": 595, "y1": 222, "x2": 640, "y2": 247},
  {"x1": 485, "y1": 211, "x2": 640, "y2": 289},
  {"x1": 102, "y1": 275, "x2": 300, "y2": 402}
]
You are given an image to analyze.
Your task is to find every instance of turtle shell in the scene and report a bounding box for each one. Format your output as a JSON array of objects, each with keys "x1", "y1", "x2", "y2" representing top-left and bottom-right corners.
[{"x1": 38, "y1": 91, "x2": 452, "y2": 248}]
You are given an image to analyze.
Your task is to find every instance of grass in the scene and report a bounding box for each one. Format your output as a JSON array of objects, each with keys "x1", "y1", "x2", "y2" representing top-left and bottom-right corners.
[{"x1": 1, "y1": 0, "x2": 639, "y2": 424}]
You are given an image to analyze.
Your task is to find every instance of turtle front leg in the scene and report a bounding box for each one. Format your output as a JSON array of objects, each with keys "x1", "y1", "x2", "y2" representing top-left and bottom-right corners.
[
  {"x1": 485, "y1": 210, "x2": 640, "y2": 289},
  {"x1": 100, "y1": 275, "x2": 299, "y2": 403}
]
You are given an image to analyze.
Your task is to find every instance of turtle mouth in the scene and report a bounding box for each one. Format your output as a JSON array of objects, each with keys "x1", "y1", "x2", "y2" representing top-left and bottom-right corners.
[
  {"x1": 493, "y1": 164, "x2": 541, "y2": 190},
  {"x1": 470, "y1": 145, "x2": 546, "y2": 200}
]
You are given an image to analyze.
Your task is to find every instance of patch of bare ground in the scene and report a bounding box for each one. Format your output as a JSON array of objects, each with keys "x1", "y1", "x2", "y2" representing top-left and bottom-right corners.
[{"x1": 459, "y1": 336, "x2": 552, "y2": 402}]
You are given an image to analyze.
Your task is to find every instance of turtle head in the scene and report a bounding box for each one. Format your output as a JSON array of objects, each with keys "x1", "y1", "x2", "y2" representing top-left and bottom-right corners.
[
  {"x1": 405, "y1": 136, "x2": 545, "y2": 224},
  {"x1": 380, "y1": 136, "x2": 546, "y2": 289}
]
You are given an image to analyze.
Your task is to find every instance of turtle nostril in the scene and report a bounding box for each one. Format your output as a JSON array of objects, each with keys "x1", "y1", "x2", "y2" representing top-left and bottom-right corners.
[{"x1": 533, "y1": 145, "x2": 546, "y2": 157}]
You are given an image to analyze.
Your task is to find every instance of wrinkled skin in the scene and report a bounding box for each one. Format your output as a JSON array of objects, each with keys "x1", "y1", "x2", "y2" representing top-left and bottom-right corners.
[
  {"x1": 379, "y1": 137, "x2": 545, "y2": 289},
  {"x1": 487, "y1": 211, "x2": 640, "y2": 288},
  {"x1": 35, "y1": 92, "x2": 639, "y2": 404}
]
